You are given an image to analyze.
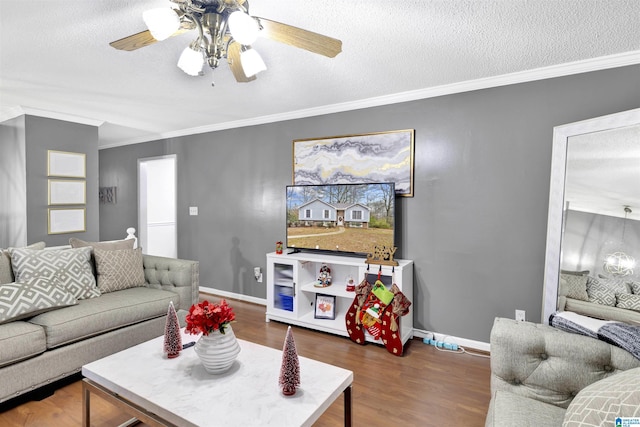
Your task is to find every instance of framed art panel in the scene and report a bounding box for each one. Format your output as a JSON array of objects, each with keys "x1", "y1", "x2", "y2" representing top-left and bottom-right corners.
[
  {"x1": 293, "y1": 129, "x2": 415, "y2": 197},
  {"x1": 48, "y1": 179, "x2": 86, "y2": 205},
  {"x1": 314, "y1": 294, "x2": 336, "y2": 320},
  {"x1": 48, "y1": 150, "x2": 86, "y2": 178},
  {"x1": 48, "y1": 208, "x2": 86, "y2": 234}
]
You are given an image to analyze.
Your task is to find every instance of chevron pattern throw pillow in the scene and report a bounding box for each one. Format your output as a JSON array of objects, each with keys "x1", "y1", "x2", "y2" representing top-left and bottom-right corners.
[
  {"x1": 0, "y1": 277, "x2": 77, "y2": 324},
  {"x1": 0, "y1": 242, "x2": 46, "y2": 285},
  {"x1": 94, "y1": 247, "x2": 145, "y2": 293},
  {"x1": 10, "y1": 247, "x2": 100, "y2": 300},
  {"x1": 616, "y1": 293, "x2": 640, "y2": 312},
  {"x1": 586, "y1": 277, "x2": 616, "y2": 306}
]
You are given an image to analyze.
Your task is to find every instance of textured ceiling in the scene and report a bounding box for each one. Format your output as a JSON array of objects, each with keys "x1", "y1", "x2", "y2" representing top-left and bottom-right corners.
[{"x1": 1, "y1": 0, "x2": 639, "y2": 149}]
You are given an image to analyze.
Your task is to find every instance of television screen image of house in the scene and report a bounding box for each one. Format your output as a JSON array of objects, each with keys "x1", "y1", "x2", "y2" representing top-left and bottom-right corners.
[{"x1": 286, "y1": 183, "x2": 395, "y2": 254}]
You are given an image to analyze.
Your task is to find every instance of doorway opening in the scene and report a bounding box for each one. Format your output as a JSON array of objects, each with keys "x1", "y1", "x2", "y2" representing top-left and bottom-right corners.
[{"x1": 138, "y1": 155, "x2": 177, "y2": 258}]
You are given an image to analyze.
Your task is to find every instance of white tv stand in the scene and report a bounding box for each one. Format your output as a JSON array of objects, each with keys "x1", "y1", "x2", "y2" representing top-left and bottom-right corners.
[{"x1": 265, "y1": 251, "x2": 414, "y2": 345}]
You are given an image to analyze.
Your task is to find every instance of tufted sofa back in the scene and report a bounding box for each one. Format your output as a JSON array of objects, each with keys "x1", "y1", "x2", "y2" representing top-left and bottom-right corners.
[
  {"x1": 143, "y1": 254, "x2": 199, "y2": 312},
  {"x1": 489, "y1": 317, "x2": 640, "y2": 409}
]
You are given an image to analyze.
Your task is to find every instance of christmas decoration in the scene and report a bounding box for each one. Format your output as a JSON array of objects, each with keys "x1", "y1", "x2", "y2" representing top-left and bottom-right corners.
[
  {"x1": 279, "y1": 326, "x2": 300, "y2": 396},
  {"x1": 163, "y1": 301, "x2": 182, "y2": 359},
  {"x1": 345, "y1": 270, "x2": 412, "y2": 356},
  {"x1": 345, "y1": 274, "x2": 372, "y2": 344},
  {"x1": 358, "y1": 280, "x2": 394, "y2": 340},
  {"x1": 314, "y1": 263, "x2": 332, "y2": 287},
  {"x1": 345, "y1": 275, "x2": 355, "y2": 292}
]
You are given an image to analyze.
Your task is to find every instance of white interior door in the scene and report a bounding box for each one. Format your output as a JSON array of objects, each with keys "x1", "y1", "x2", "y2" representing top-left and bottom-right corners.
[{"x1": 138, "y1": 155, "x2": 177, "y2": 258}]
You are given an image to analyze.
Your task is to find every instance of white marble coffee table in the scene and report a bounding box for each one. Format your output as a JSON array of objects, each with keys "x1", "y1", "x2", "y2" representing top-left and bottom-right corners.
[{"x1": 82, "y1": 330, "x2": 353, "y2": 427}]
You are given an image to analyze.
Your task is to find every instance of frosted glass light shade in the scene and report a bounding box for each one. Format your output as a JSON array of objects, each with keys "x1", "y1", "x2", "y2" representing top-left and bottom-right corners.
[
  {"x1": 228, "y1": 11, "x2": 259, "y2": 45},
  {"x1": 240, "y1": 48, "x2": 266, "y2": 77},
  {"x1": 143, "y1": 8, "x2": 180, "y2": 41},
  {"x1": 177, "y1": 46, "x2": 204, "y2": 76}
]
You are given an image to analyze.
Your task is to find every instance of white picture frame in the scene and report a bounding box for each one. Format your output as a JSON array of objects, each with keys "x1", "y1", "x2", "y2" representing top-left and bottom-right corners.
[
  {"x1": 48, "y1": 179, "x2": 86, "y2": 205},
  {"x1": 48, "y1": 150, "x2": 86, "y2": 178},
  {"x1": 48, "y1": 208, "x2": 86, "y2": 234}
]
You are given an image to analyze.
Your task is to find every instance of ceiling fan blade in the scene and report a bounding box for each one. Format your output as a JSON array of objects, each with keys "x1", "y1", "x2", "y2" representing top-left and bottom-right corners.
[
  {"x1": 227, "y1": 41, "x2": 257, "y2": 83},
  {"x1": 109, "y1": 21, "x2": 195, "y2": 51},
  {"x1": 110, "y1": 30, "x2": 158, "y2": 51},
  {"x1": 256, "y1": 18, "x2": 342, "y2": 58}
]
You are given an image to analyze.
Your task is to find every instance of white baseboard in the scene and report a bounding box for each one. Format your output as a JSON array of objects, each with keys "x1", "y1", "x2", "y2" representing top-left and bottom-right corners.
[
  {"x1": 199, "y1": 287, "x2": 490, "y2": 352},
  {"x1": 413, "y1": 329, "x2": 490, "y2": 353},
  {"x1": 199, "y1": 287, "x2": 266, "y2": 306}
]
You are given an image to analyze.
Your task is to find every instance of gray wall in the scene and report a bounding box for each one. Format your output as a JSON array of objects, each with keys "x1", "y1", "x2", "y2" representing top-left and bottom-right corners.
[
  {"x1": 99, "y1": 65, "x2": 640, "y2": 343},
  {"x1": 562, "y1": 210, "x2": 640, "y2": 281},
  {"x1": 24, "y1": 116, "x2": 100, "y2": 246},
  {"x1": 0, "y1": 116, "x2": 27, "y2": 247}
]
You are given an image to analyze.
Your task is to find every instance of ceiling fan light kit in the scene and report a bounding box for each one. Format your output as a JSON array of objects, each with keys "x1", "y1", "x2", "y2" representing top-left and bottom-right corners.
[
  {"x1": 240, "y1": 47, "x2": 266, "y2": 77},
  {"x1": 177, "y1": 42, "x2": 205, "y2": 76},
  {"x1": 227, "y1": 10, "x2": 259, "y2": 45},
  {"x1": 110, "y1": 0, "x2": 342, "y2": 84},
  {"x1": 142, "y1": 8, "x2": 181, "y2": 41}
]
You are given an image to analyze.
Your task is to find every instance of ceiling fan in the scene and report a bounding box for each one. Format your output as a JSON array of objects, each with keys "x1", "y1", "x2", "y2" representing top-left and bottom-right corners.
[{"x1": 109, "y1": 0, "x2": 342, "y2": 84}]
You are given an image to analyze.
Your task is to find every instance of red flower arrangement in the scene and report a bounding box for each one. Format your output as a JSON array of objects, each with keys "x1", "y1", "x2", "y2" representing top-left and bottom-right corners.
[{"x1": 185, "y1": 299, "x2": 236, "y2": 335}]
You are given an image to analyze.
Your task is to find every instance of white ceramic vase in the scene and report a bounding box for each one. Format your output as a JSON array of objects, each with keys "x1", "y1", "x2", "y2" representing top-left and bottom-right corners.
[{"x1": 194, "y1": 325, "x2": 241, "y2": 374}]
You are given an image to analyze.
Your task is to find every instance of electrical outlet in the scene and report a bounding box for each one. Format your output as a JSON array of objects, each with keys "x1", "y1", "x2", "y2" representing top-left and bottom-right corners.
[
  {"x1": 189, "y1": 206, "x2": 198, "y2": 216},
  {"x1": 515, "y1": 309, "x2": 526, "y2": 321},
  {"x1": 254, "y1": 267, "x2": 262, "y2": 282}
]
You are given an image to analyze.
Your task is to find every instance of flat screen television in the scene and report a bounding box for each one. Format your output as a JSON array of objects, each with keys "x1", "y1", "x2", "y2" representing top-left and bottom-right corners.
[{"x1": 286, "y1": 182, "x2": 395, "y2": 256}]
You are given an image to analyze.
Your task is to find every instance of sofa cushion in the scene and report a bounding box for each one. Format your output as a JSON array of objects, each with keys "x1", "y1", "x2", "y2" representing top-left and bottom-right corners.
[
  {"x1": 560, "y1": 274, "x2": 589, "y2": 301},
  {"x1": 616, "y1": 293, "x2": 640, "y2": 312},
  {"x1": 0, "y1": 320, "x2": 46, "y2": 368},
  {"x1": 0, "y1": 242, "x2": 46, "y2": 285},
  {"x1": 486, "y1": 390, "x2": 566, "y2": 427},
  {"x1": 28, "y1": 287, "x2": 179, "y2": 349},
  {"x1": 94, "y1": 247, "x2": 145, "y2": 293},
  {"x1": 563, "y1": 367, "x2": 640, "y2": 426},
  {"x1": 10, "y1": 247, "x2": 100, "y2": 300},
  {"x1": 0, "y1": 277, "x2": 77, "y2": 324},
  {"x1": 69, "y1": 237, "x2": 135, "y2": 251}
]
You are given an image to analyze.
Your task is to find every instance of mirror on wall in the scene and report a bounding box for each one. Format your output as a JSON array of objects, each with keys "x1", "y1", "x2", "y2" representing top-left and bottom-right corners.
[{"x1": 542, "y1": 108, "x2": 640, "y2": 324}]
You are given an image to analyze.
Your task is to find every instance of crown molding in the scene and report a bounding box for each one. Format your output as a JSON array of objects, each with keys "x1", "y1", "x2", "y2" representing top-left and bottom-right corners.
[
  {"x1": 102, "y1": 50, "x2": 640, "y2": 149},
  {"x1": 24, "y1": 50, "x2": 638, "y2": 150},
  {"x1": 0, "y1": 106, "x2": 105, "y2": 127},
  {"x1": 22, "y1": 107, "x2": 105, "y2": 127}
]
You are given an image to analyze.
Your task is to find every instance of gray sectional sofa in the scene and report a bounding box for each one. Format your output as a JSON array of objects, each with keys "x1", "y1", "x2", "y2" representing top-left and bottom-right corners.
[
  {"x1": 0, "y1": 241, "x2": 199, "y2": 404},
  {"x1": 486, "y1": 317, "x2": 640, "y2": 426},
  {"x1": 558, "y1": 272, "x2": 640, "y2": 325}
]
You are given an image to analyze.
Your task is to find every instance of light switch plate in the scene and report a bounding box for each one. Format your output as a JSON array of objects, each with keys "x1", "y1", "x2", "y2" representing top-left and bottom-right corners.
[{"x1": 189, "y1": 206, "x2": 198, "y2": 216}]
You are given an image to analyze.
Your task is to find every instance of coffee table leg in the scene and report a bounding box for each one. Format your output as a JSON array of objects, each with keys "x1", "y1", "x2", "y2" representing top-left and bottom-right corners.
[
  {"x1": 344, "y1": 385, "x2": 352, "y2": 427},
  {"x1": 82, "y1": 380, "x2": 91, "y2": 427}
]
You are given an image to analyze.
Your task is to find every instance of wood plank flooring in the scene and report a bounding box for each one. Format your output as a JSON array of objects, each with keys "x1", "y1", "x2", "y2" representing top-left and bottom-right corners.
[{"x1": 0, "y1": 296, "x2": 492, "y2": 426}]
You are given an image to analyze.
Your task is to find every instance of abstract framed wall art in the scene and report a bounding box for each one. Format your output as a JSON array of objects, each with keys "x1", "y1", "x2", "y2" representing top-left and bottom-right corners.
[{"x1": 293, "y1": 129, "x2": 415, "y2": 197}]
